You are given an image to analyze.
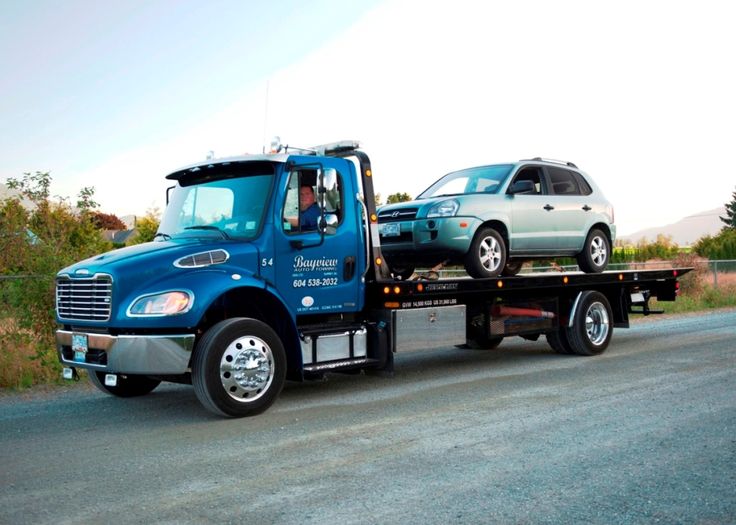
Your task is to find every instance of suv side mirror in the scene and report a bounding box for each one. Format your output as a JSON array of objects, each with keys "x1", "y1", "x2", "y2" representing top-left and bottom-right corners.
[{"x1": 509, "y1": 180, "x2": 534, "y2": 195}]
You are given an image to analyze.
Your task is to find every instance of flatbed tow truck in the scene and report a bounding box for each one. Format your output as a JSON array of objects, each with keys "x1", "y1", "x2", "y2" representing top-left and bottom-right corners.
[{"x1": 55, "y1": 141, "x2": 689, "y2": 417}]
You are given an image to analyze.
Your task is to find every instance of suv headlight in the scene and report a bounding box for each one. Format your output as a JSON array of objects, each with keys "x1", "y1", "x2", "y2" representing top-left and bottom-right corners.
[
  {"x1": 427, "y1": 199, "x2": 459, "y2": 218},
  {"x1": 127, "y1": 291, "x2": 193, "y2": 316}
]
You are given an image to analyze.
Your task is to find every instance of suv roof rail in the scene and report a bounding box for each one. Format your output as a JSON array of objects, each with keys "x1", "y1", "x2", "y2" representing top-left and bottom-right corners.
[{"x1": 524, "y1": 157, "x2": 578, "y2": 169}]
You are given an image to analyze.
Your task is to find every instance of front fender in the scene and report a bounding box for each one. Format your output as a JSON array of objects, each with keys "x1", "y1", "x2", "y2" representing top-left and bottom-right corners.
[{"x1": 112, "y1": 269, "x2": 268, "y2": 329}]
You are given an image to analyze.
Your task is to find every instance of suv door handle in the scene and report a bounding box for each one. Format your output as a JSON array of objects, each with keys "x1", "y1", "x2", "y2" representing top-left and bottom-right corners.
[
  {"x1": 582, "y1": 205, "x2": 592, "y2": 211},
  {"x1": 543, "y1": 204, "x2": 554, "y2": 211}
]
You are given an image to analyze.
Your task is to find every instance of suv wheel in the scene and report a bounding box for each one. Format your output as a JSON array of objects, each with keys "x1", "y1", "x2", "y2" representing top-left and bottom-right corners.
[
  {"x1": 465, "y1": 227, "x2": 506, "y2": 278},
  {"x1": 577, "y1": 228, "x2": 610, "y2": 273}
]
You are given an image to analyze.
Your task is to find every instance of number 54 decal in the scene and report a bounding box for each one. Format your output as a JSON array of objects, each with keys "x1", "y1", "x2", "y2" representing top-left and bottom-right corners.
[{"x1": 261, "y1": 258, "x2": 273, "y2": 267}]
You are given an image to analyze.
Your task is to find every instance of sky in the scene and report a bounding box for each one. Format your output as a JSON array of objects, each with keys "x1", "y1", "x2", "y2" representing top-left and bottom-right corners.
[{"x1": 1, "y1": 0, "x2": 734, "y2": 236}]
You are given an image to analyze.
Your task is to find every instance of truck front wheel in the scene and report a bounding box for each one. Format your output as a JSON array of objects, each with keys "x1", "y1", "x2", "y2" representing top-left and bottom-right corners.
[
  {"x1": 88, "y1": 371, "x2": 160, "y2": 397},
  {"x1": 192, "y1": 318, "x2": 286, "y2": 417}
]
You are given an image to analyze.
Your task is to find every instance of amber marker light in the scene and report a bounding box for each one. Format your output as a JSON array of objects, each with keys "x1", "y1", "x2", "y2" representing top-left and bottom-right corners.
[
  {"x1": 371, "y1": 214, "x2": 378, "y2": 222},
  {"x1": 375, "y1": 258, "x2": 382, "y2": 266},
  {"x1": 383, "y1": 286, "x2": 391, "y2": 294},
  {"x1": 417, "y1": 283, "x2": 424, "y2": 292},
  {"x1": 459, "y1": 221, "x2": 468, "y2": 228},
  {"x1": 496, "y1": 280, "x2": 503, "y2": 288},
  {"x1": 393, "y1": 286, "x2": 401, "y2": 294},
  {"x1": 563, "y1": 276, "x2": 569, "y2": 284},
  {"x1": 366, "y1": 169, "x2": 372, "y2": 177},
  {"x1": 619, "y1": 274, "x2": 624, "y2": 281}
]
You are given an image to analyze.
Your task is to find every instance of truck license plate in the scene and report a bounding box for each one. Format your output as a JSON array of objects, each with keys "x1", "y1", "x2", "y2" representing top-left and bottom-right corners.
[
  {"x1": 379, "y1": 223, "x2": 400, "y2": 237},
  {"x1": 72, "y1": 333, "x2": 88, "y2": 363}
]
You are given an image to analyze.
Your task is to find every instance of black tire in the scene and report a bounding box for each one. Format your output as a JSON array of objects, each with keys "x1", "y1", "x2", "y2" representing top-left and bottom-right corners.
[
  {"x1": 88, "y1": 371, "x2": 160, "y2": 397},
  {"x1": 192, "y1": 318, "x2": 286, "y2": 417},
  {"x1": 464, "y1": 227, "x2": 507, "y2": 278},
  {"x1": 546, "y1": 329, "x2": 574, "y2": 355},
  {"x1": 577, "y1": 228, "x2": 610, "y2": 273},
  {"x1": 466, "y1": 335, "x2": 503, "y2": 350},
  {"x1": 566, "y1": 291, "x2": 613, "y2": 356},
  {"x1": 501, "y1": 259, "x2": 524, "y2": 277}
]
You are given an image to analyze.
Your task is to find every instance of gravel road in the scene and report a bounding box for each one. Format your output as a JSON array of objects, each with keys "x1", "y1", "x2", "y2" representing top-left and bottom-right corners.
[{"x1": 1, "y1": 310, "x2": 735, "y2": 524}]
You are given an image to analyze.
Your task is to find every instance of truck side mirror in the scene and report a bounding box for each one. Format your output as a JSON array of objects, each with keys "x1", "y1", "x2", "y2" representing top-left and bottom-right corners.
[{"x1": 320, "y1": 213, "x2": 339, "y2": 235}]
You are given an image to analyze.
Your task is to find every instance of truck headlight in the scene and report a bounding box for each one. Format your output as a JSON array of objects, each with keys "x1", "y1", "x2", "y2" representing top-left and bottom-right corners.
[
  {"x1": 427, "y1": 199, "x2": 459, "y2": 218},
  {"x1": 127, "y1": 291, "x2": 193, "y2": 316}
]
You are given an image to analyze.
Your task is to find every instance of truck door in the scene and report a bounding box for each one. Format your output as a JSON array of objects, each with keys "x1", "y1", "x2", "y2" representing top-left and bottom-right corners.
[{"x1": 273, "y1": 158, "x2": 365, "y2": 315}]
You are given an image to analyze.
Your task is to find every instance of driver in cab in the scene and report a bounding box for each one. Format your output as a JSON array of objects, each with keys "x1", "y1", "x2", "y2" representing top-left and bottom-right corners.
[{"x1": 287, "y1": 185, "x2": 320, "y2": 231}]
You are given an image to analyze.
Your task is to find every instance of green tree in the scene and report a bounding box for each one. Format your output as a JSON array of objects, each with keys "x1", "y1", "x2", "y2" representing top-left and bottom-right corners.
[
  {"x1": 1, "y1": 173, "x2": 111, "y2": 387},
  {"x1": 694, "y1": 228, "x2": 736, "y2": 260},
  {"x1": 387, "y1": 192, "x2": 412, "y2": 204},
  {"x1": 720, "y1": 186, "x2": 736, "y2": 230},
  {"x1": 131, "y1": 208, "x2": 161, "y2": 244}
]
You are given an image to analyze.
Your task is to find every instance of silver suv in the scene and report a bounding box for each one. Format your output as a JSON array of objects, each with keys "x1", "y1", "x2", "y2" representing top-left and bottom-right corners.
[{"x1": 377, "y1": 158, "x2": 615, "y2": 278}]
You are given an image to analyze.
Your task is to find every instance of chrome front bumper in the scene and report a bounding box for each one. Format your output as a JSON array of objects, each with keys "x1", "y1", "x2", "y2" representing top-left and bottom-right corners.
[{"x1": 56, "y1": 330, "x2": 195, "y2": 374}]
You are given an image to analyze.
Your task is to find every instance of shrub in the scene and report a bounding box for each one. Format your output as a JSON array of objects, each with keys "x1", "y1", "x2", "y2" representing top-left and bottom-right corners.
[{"x1": 0, "y1": 172, "x2": 111, "y2": 388}]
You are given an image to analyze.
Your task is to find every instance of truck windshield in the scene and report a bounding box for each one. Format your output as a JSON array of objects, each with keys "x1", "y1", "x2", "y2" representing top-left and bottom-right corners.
[
  {"x1": 417, "y1": 164, "x2": 514, "y2": 199},
  {"x1": 158, "y1": 172, "x2": 274, "y2": 241}
]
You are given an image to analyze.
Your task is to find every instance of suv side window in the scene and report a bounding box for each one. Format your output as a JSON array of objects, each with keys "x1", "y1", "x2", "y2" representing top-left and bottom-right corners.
[
  {"x1": 548, "y1": 167, "x2": 581, "y2": 195},
  {"x1": 572, "y1": 172, "x2": 593, "y2": 195},
  {"x1": 509, "y1": 166, "x2": 546, "y2": 194}
]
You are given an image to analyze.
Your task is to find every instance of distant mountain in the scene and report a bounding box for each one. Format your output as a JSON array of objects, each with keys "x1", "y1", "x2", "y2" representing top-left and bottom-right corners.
[{"x1": 620, "y1": 207, "x2": 726, "y2": 246}]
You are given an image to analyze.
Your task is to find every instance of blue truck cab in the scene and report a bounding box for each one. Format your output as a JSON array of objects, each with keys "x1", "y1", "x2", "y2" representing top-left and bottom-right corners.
[{"x1": 56, "y1": 141, "x2": 392, "y2": 416}]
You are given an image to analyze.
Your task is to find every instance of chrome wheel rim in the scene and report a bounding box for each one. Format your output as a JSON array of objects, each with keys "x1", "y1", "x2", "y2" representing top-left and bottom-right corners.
[
  {"x1": 585, "y1": 301, "x2": 610, "y2": 346},
  {"x1": 220, "y1": 335, "x2": 274, "y2": 403},
  {"x1": 590, "y1": 236, "x2": 608, "y2": 267},
  {"x1": 479, "y1": 236, "x2": 502, "y2": 273}
]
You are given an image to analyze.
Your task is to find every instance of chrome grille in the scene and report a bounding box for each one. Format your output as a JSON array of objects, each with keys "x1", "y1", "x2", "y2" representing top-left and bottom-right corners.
[
  {"x1": 377, "y1": 208, "x2": 418, "y2": 222},
  {"x1": 56, "y1": 274, "x2": 113, "y2": 321}
]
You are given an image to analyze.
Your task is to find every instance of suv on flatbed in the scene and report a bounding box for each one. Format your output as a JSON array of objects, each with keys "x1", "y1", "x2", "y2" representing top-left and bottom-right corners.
[{"x1": 378, "y1": 158, "x2": 615, "y2": 278}]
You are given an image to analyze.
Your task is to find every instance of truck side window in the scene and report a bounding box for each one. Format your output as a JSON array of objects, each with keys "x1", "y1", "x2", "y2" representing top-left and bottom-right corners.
[{"x1": 283, "y1": 169, "x2": 343, "y2": 234}]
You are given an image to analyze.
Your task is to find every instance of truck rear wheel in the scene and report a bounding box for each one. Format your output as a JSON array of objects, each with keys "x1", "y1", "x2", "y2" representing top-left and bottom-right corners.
[
  {"x1": 192, "y1": 318, "x2": 286, "y2": 417},
  {"x1": 566, "y1": 291, "x2": 612, "y2": 355},
  {"x1": 546, "y1": 329, "x2": 574, "y2": 355},
  {"x1": 88, "y1": 371, "x2": 160, "y2": 397},
  {"x1": 549, "y1": 291, "x2": 612, "y2": 355}
]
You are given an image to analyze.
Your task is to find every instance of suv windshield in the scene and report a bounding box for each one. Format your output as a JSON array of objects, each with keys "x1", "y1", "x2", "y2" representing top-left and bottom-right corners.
[
  {"x1": 417, "y1": 164, "x2": 514, "y2": 199},
  {"x1": 158, "y1": 170, "x2": 274, "y2": 241}
]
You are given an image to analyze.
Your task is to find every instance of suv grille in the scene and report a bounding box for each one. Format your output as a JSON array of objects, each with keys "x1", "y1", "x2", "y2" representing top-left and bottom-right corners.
[
  {"x1": 378, "y1": 208, "x2": 418, "y2": 222},
  {"x1": 56, "y1": 274, "x2": 113, "y2": 321}
]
